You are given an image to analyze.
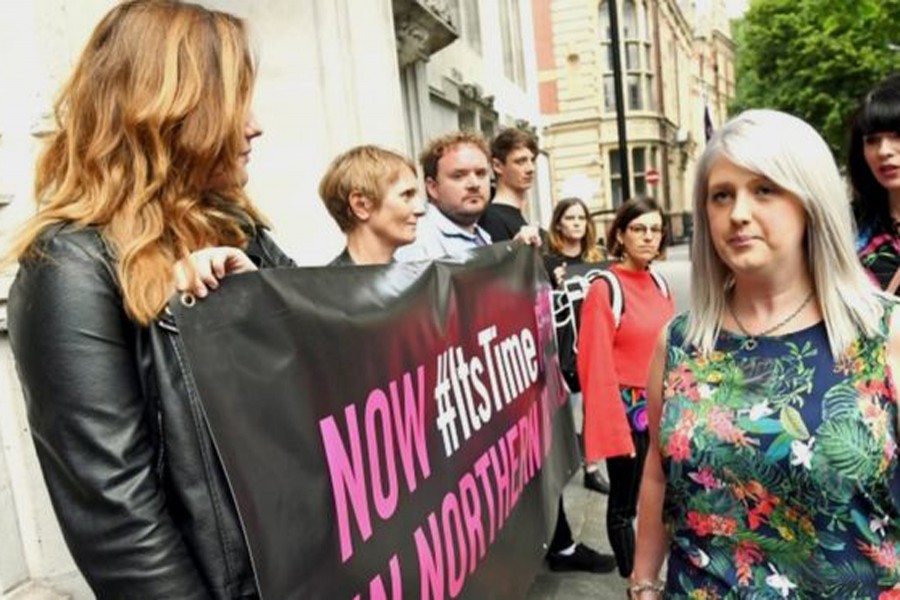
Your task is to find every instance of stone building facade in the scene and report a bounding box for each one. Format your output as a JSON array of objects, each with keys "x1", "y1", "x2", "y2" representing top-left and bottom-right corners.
[{"x1": 533, "y1": 0, "x2": 735, "y2": 242}]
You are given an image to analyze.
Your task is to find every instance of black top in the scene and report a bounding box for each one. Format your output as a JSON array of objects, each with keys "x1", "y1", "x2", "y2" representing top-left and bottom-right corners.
[
  {"x1": 328, "y1": 248, "x2": 396, "y2": 267},
  {"x1": 329, "y1": 248, "x2": 355, "y2": 266},
  {"x1": 543, "y1": 253, "x2": 584, "y2": 289},
  {"x1": 478, "y1": 203, "x2": 528, "y2": 242}
]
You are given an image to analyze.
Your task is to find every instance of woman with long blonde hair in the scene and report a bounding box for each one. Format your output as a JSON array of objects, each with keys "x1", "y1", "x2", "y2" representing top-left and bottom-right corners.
[
  {"x1": 631, "y1": 110, "x2": 897, "y2": 598},
  {"x1": 6, "y1": 1, "x2": 293, "y2": 596}
]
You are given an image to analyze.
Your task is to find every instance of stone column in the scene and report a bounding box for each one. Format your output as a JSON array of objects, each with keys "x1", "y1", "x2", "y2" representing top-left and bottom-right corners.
[{"x1": 0, "y1": 2, "x2": 108, "y2": 596}]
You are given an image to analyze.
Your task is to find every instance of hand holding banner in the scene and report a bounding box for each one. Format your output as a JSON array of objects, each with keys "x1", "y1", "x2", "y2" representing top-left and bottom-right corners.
[{"x1": 170, "y1": 244, "x2": 579, "y2": 599}]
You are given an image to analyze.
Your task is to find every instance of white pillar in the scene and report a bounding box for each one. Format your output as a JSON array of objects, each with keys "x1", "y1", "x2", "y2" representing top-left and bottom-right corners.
[
  {"x1": 0, "y1": 0, "x2": 109, "y2": 594},
  {"x1": 209, "y1": 0, "x2": 407, "y2": 265}
]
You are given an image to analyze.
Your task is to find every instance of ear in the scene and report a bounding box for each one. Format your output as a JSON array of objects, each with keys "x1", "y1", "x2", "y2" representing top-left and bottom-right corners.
[
  {"x1": 491, "y1": 157, "x2": 504, "y2": 176},
  {"x1": 425, "y1": 177, "x2": 439, "y2": 202},
  {"x1": 612, "y1": 240, "x2": 623, "y2": 257},
  {"x1": 349, "y1": 191, "x2": 374, "y2": 222}
]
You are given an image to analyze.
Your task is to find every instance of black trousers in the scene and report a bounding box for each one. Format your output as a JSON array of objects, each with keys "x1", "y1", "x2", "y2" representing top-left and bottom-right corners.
[
  {"x1": 547, "y1": 393, "x2": 582, "y2": 554},
  {"x1": 605, "y1": 430, "x2": 649, "y2": 577},
  {"x1": 547, "y1": 498, "x2": 574, "y2": 553}
]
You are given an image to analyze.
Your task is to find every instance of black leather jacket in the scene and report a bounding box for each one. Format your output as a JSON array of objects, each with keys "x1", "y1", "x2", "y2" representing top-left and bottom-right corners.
[{"x1": 8, "y1": 224, "x2": 295, "y2": 599}]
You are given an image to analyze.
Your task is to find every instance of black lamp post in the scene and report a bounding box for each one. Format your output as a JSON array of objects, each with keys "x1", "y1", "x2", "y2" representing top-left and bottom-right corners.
[{"x1": 607, "y1": 0, "x2": 630, "y2": 205}]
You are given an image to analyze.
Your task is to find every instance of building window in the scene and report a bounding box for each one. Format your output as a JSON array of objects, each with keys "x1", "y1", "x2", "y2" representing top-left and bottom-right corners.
[
  {"x1": 599, "y1": 0, "x2": 611, "y2": 38},
  {"x1": 599, "y1": 0, "x2": 654, "y2": 113},
  {"x1": 603, "y1": 75, "x2": 615, "y2": 111},
  {"x1": 608, "y1": 145, "x2": 657, "y2": 205},
  {"x1": 500, "y1": 0, "x2": 526, "y2": 88},
  {"x1": 622, "y1": 0, "x2": 637, "y2": 37},
  {"x1": 642, "y1": 1, "x2": 651, "y2": 40},
  {"x1": 457, "y1": 84, "x2": 499, "y2": 140},
  {"x1": 627, "y1": 74, "x2": 643, "y2": 111},
  {"x1": 608, "y1": 149, "x2": 624, "y2": 207},
  {"x1": 461, "y1": 0, "x2": 482, "y2": 54},
  {"x1": 632, "y1": 147, "x2": 647, "y2": 196},
  {"x1": 481, "y1": 118, "x2": 496, "y2": 140},
  {"x1": 625, "y1": 42, "x2": 640, "y2": 69},
  {"x1": 459, "y1": 108, "x2": 476, "y2": 131}
]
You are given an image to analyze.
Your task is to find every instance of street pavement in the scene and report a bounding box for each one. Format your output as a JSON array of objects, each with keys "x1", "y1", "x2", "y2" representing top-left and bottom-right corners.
[
  {"x1": 524, "y1": 249, "x2": 690, "y2": 600},
  {"x1": 524, "y1": 392, "x2": 628, "y2": 600},
  {"x1": 524, "y1": 468, "x2": 629, "y2": 600},
  {"x1": 655, "y1": 244, "x2": 692, "y2": 315}
]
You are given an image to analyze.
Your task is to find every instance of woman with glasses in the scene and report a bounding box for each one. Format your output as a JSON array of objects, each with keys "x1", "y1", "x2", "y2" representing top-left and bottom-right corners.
[{"x1": 576, "y1": 197, "x2": 674, "y2": 577}]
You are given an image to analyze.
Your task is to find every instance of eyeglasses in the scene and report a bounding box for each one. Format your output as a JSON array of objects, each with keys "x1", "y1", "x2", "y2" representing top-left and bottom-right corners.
[{"x1": 626, "y1": 224, "x2": 664, "y2": 236}]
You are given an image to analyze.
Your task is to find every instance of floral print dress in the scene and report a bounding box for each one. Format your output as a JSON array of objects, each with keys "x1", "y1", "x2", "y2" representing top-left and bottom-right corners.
[
  {"x1": 857, "y1": 226, "x2": 900, "y2": 292},
  {"x1": 659, "y1": 307, "x2": 900, "y2": 599},
  {"x1": 623, "y1": 386, "x2": 650, "y2": 432}
]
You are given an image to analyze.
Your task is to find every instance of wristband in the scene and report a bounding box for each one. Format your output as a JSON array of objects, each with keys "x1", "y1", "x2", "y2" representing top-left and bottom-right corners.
[{"x1": 627, "y1": 579, "x2": 664, "y2": 599}]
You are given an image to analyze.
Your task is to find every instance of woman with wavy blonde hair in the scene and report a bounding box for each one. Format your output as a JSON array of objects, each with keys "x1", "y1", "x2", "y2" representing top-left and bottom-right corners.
[{"x1": 6, "y1": 1, "x2": 293, "y2": 597}]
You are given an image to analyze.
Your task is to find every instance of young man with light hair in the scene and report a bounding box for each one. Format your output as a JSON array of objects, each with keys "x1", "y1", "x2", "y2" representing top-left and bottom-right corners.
[{"x1": 479, "y1": 127, "x2": 542, "y2": 243}]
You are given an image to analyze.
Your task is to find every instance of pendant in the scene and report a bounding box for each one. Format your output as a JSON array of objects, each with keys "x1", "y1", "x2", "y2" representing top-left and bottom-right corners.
[{"x1": 741, "y1": 338, "x2": 758, "y2": 351}]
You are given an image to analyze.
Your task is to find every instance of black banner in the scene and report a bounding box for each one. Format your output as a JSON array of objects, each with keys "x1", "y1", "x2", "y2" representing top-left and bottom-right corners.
[{"x1": 170, "y1": 244, "x2": 579, "y2": 599}]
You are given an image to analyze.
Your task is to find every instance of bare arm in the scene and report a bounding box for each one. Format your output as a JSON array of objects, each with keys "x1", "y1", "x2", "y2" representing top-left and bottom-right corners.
[
  {"x1": 631, "y1": 328, "x2": 670, "y2": 593},
  {"x1": 887, "y1": 303, "x2": 900, "y2": 432}
]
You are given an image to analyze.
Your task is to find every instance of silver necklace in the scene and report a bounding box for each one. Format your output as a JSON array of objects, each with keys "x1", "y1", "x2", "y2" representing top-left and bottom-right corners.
[{"x1": 728, "y1": 290, "x2": 815, "y2": 351}]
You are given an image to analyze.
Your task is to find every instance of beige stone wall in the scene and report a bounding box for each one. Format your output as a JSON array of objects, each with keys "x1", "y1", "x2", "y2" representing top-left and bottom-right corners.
[
  {"x1": 538, "y1": 1, "x2": 604, "y2": 210},
  {"x1": 0, "y1": 3, "x2": 116, "y2": 595},
  {"x1": 537, "y1": 0, "x2": 735, "y2": 228},
  {"x1": 544, "y1": 123, "x2": 604, "y2": 208}
]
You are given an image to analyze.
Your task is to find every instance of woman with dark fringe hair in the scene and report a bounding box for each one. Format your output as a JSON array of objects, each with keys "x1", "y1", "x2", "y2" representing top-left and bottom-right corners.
[{"x1": 850, "y1": 72, "x2": 900, "y2": 293}]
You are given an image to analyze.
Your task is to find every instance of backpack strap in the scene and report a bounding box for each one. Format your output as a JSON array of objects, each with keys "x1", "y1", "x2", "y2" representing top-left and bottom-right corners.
[
  {"x1": 592, "y1": 270, "x2": 625, "y2": 329},
  {"x1": 649, "y1": 269, "x2": 670, "y2": 299}
]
